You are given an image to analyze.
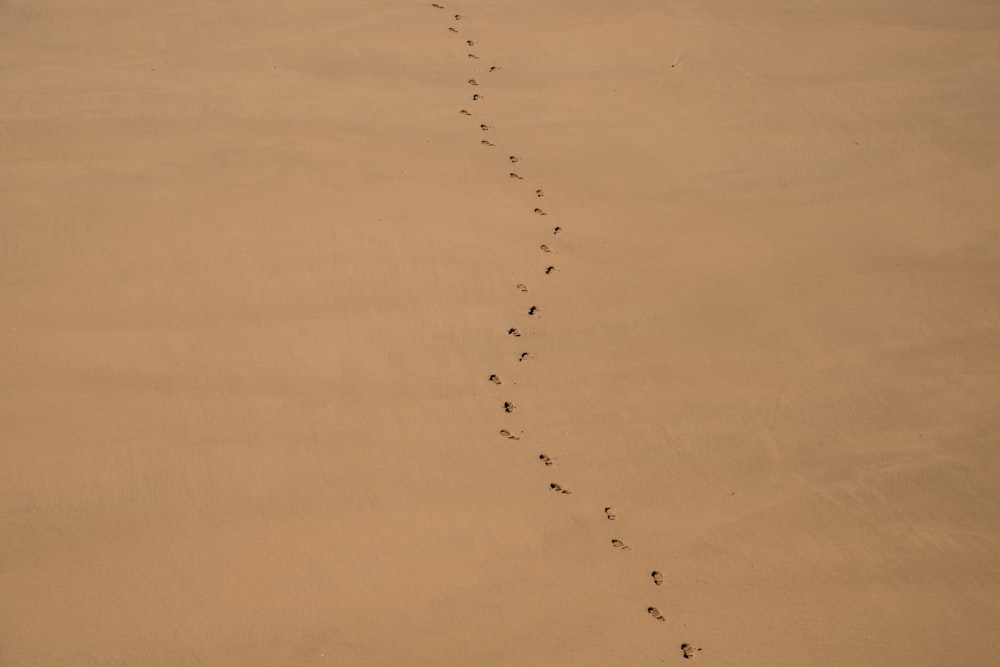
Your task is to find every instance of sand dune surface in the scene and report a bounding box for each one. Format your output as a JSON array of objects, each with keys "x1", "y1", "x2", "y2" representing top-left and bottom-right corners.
[{"x1": 2, "y1": 0, "x2": 999, "y2": 665}]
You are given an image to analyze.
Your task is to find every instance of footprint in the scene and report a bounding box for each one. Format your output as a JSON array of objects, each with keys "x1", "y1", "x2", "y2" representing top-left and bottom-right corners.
[
  {"x1": 604, "y1": 507, "x2": 617, "y2": 520},
  {"x1": 466, "y1": 39, "x2": 475, "y2": 46},
  {"x1": 516, "y1": 283, "x2": 528, "y2": 292},
  {"x1": 453, "y1": 14, "x2": 463, "y2": 19},
  {"x1": 468, "y1": 53, "x2": 479, "y2": 59},
  {"x1": 481, "y1": 140, "x2": 495, "y2": 146},
  {"x1": 472, "y1": 94, "x2": 481, "y2": 100},
  {"x1": 509, "y1": 173, "x2": 524, "y2": 180},
  {"x1": 534, "y1": 207, "x2": 547, "y2": 215},
  {"x1": 535, "y1": 189, "x2": 545, "y2": 197},
  {"x1": 549, "y1": 483, "x2": 572, "y2": 494},
  {"x1": 459, "y1": 109, "x2": 472, "y2": 115},
  {"x1": 508, "y1": 327, "x2": 521, "y2": 337},
  {"x1": 648, "y1": 607, "x2": 666, "y2": 622},
  {"x1": 527, "y1": 306, "x2": 539, "y2": 316},
  {"x1": 552, "y1": 226, "x2": 563, "y2": 235},
  {"x1": 544, "y1": 266, "x2": 557, "y2": 274},
  {"x1": 611, "y1": 538, "x2": 632, "y2": 551},
  {"x1": 431, "y1": 3, "x2": 444, "y2": 7},
  {"x1": 503, "y1": 401, "x2": 516, "y2": 414},
  {"x1": 480, "y1": 124, "x2": 492, "y2": 131},
  {"x1": 499, "y1": 429, "x2": 520, "y2": 440},
  {"x1": 538, "y1": 454, "x2": 554, "y2": 466},
  {"x1": 539, "y1": 244, "x2": 551, "y2": 253},
  {"x1": 681, "y1": 644, "x2": 702, "y2": 660},
  {"x1": 449, "y1": 27, "x2": 458, "y2": 32},
  {"x1": 468, "y1": 79, "x2": 479, "y2": 86},
  {"x1": 489, "y1": 374, "x2": 502, "y2": 385},
  {"x1": 509, "y1": 155, "x2": 520, "y2": 163},
  {"x1": 489, "y1": 65, "x2": 501, "y2": 72},
  {"x1": 518, "y1": 352, "x2": 533, "y2": 362},
  {"x1": 652, "y1": 571, "x2": 664, "y2": 586}
]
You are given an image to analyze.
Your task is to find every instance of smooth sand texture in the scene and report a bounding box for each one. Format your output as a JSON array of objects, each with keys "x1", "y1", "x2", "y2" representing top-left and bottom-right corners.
[{"x1": 3, "y1": 1, "x2": 1000, "y2": 664}]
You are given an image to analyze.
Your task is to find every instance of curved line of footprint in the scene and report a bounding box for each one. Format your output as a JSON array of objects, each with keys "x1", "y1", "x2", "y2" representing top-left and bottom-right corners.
[{"x1": 429, "y1": 4, "x2": 702, "y2": 661}]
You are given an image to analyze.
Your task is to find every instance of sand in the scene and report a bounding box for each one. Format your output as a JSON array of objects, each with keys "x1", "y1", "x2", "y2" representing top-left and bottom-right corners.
[{"x1": 2, "y1": 0, "x2": 999, "y2": 664}]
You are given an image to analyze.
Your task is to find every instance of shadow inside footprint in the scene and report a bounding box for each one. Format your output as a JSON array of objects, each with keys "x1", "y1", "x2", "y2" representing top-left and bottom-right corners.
[
  {"x1": 539, "y1": 454, "x2": 554, "y2": 466},
  {"x1": 652, "y1": 571, "x2": 664, "y2": 586},
  {"x1": 499, "y1": 429, "x2": 519, "y2": 440},
  {"x1": 648, "y1": 607, "x2": 665, "y2": 622},
  {"x1": 549, "y1": 483, "x2": 571, "y2": 494}
]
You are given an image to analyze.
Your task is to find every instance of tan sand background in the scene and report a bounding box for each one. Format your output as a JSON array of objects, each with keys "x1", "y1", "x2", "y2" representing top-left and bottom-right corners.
[{"x1": 2, "y1": 0, "x2": 999, "y2": 664}]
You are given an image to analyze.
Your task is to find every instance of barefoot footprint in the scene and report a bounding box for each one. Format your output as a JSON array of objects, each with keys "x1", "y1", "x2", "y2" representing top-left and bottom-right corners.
[
  {"x1": 611, "y1": 538, "x2": 632, "y2": 551},
  {"x1": 518, "y1": 352, "x2": 533, "y2": 362},
  {"x1": 545, "y1": 266, "x2": 557, "y2": 274},
  {"x1": 681, "y1": 644, "x2": 702, "y2": 660},
  {"x1": 503, "y1": 401, "x2": 516, "y2": 413},
  {"x1": 549, "y1": 483, "x2": 571, "y2": 494},
  {"x1": 534, "y1": 207, "x2": 547, "y2": 215},
  {"x1": 508, "y1": 327, "x2": 521, "y2": 337},
  {"x1": 489, "y1": 374, "x2": 502, "y2": 385},
  {"x1": 499, "y1": 429, "x2": 520, "y2": 440},
  {"x1": 539, "y1": 454, "x2": 554, "y2": 466},
  {"x1": 648, "y1": 607, "x2": 665, "y2": 622},
  {"x1": 528, "y1": 306, "x2": 539, "y2": 316},
  {"x1": 516, "y1": 283, "x2": 528, "y2": 292},
  {"x1": 652, "y1": 571, "x2": 663, "y2": 586},
  {"x1": 604, "y1": 507, "x2": 617, "y2": 520}
]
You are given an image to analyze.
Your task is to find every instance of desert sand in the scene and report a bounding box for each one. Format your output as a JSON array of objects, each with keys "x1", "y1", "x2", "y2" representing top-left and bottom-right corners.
[{"x1": 2, "y1": 0, "x2": 1000, "y2": 664}]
